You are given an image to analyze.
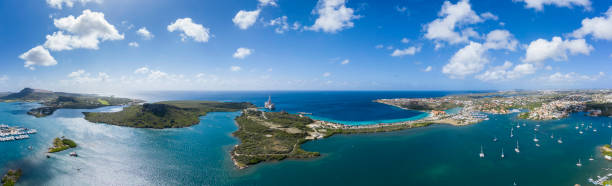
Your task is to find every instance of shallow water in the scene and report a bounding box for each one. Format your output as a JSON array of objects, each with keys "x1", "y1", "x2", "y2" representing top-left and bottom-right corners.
[{"x1": 0, "y1": 91, "x2": 611, "y2": 185}]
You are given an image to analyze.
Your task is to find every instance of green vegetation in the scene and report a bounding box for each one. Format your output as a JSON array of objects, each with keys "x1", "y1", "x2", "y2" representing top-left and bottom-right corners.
[
  {"x1": 84, "y1": 101, "x2": 254, "y2": 128},
  {"x1": 587, "y1": 102, "x2": 612, "y2": 116},
  {"x1": 1, "y1": 169, "x2": 21, "y2": 186},
  {"x1": 0, "y1": 88, "x2": 140, "y2": 117},
  {"x1": 397, "y1": 101, "x2": 459, "y2": 111},
  {"x1": 517, "y1": 112, "x2": 529, "y2": 119},
  {"x1": 232, "y1": 110, "x2": 320, "y2": 168},
  {"x1": 601, "y1": 144, "x2": 612, "y2": 157},
  {"x1": 48, "y1": 137, "x2": 77, "y2": 153}
]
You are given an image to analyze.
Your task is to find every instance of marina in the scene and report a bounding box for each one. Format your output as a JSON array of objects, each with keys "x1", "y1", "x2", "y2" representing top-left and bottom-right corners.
[{"x1": 0, "y1": 124, "x2": 36, "y2": 142}]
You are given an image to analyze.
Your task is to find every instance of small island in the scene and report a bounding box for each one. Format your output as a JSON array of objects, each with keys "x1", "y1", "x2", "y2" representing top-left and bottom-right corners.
[
  {"x1": 601, "y1": 144, "x2": 612, "y2": 160},
  {"x1": 83, "y1": 101, "x2": 254, "y2": 128},
  {"x1": 0, "y1": 88, "x2": 141, "y2": 118},
  {"x1": 1, "y1": 169, "x2": 21, "y2": 186},
  {"x1": 48, "y1": 137, "x2": 77, "y2": 153}
]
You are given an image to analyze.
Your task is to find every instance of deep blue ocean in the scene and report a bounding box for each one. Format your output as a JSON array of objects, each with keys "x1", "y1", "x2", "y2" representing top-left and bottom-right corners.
[{"x1": 1, "y1": 91, "x2": 611, "y2": 185}]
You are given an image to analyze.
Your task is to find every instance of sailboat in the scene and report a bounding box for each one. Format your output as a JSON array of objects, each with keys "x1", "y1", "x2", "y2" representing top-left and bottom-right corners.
[
  {"x1": 534, "y1": 127, "x2": 538, "y2": 131},
  {"x1": 608, "y1": 123, "x2": 611, "y2": 128},
  {"x1": 501, "y1": 148, "x2": 505, "y2": 159},
  {"x1": 479, "y1": 145, "x2": 485, "y2": 158},
  {"x1": 493, "y1": 136, "x2": 498, "y2": 142},
  {"x1": 579, "y1": 131, "x2": 584, "y2": 135},
  {"x1": 533, "y1": 134, "x2": 539, "y2": 142},
  {"x1": 589, "y1": 155, "x2": 594, "y2": 161},
  {"x1": 515, "y1": 140, "x2": 520, "y2": 153},
  {"x1": 593, "y1": 128, "x2": 598, "y2": 132},
  {"x1": 550, "y1": 133, "x2": 554, "y2": 139},
  {"x1": 576, "y1": 125, "x2": 580, "y2": 130},
  {"x1": 516, "y1": 123, "x2": 520, "y2": 128},
  {"x1": 523, "y1": 123, "x2": 526, "y2": 127},
  {"x1": 576, "y1": 159, "x2": 582, "y2": 167},
  {"x1": 557, "y1": 137, "x2": 563, "y2": 144},
  {"x1": 510, "y1": 128, "x2": 514, "y2": 138}
]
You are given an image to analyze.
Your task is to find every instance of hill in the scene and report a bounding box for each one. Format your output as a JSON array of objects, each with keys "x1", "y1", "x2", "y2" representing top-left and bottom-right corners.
[{"x1": 83, "y1": 100, "x2": 255, "y2": 128}]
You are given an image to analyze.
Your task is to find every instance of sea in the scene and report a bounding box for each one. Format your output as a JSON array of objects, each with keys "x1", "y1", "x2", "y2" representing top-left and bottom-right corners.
[{"x1": 1, "y1": 91, "x2": 612, "y2": 186}]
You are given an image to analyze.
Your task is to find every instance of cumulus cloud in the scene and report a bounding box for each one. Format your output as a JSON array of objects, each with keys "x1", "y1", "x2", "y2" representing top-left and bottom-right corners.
[
  {"x1": 134, "y1": 67, "x2": 150, "y2": 74},
  {"x1": 307, "y1": 0, "x2": 360, "y2": 33},
  {"x1": 341, "y1": 59, "x2": 350, "y2": 65},
  {"x1": 424, "y1": 0, "x2": 484, "y2": 45},
  {"x1": 391, "y1": 46, "x2": 421, "y2": 57},
  {"x1": 424, "y1": 66, "x2": 433, "y2": 72},
  {"x1": 401, "y1": 38, "x2": 410, "y2": 43},
  {"x1": 46, "y1": 0, "x2": 101, "y2": 9},
  {"x1": 483, "y1": 29, "x2": 518, "y2": 51},
  {"x1": 67, "y1": 69, "x2": 110, "y2": 83},
  {"x1": 442, "y1": 42, "x2": 488, "y2": 78},
  {"x1": 266, "y1": 16, "x2": 301, "y2": 34},
  {"x1": 137, "y1": 27, "x2": 154, "y2": 40},
  {"x1": 44, "y1": 9, "x2": 124, "y2": 51},
  {"x1": 572, "y1": 7, "x2": 612, "y2": 40},
  {"x1": 20, "y1": 46, "x2": 58, "y2": 70},
  {"x1": 323, "y1": 72, "x2": 331, "y2": 77},
  {"x1": 476, "y1": 61, "x2": 536, "y2": 81},
  {"x1": 230, "y1": 66, "x2": 242, "y2": 72},
  {"x1": 233, "y1": 48, "x2": 253, "y2": 59},
  {"x1": 523, "y1": 36, "x2": 592, "y2": 63},
  {"x1": 128, "y1": 42, "x2": 139, "y2": 47},
  {"x1": 167, "y1": 18, "x2": 211, "y2": 42},
  {"x1": 233, "y1": 9, "x2": 261, "y2": 30},
  {"x1": 258, "y1": 0, "x2": 277, "y2": 7},
  {"x1": 539, "y1": 71, "x2": 605, "y2": 83},
  {"x1": 514, "y1": 0, "x2": 591, "y2": 11},
  {"x1": 480, "y1": 12, "x2": 498, "y2": 20}
]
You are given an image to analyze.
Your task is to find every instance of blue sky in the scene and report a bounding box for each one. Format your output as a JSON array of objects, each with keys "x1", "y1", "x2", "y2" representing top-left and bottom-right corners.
[{"x1": 0, "y1": 0, "x2": 611, "y2": 94}]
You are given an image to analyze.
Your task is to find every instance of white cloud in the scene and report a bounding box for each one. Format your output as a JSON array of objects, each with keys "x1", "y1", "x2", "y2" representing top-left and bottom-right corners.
[
  {"x1": 375, "y1": 44, "x2": 384, "y2": 49},
  {"x1": 480, "y1": 12, "x2": 498, "y2": 20},
  {"x1": 233, "y1": 48, "x2": 253, "y2": 59},
  {"x1": 0, "y1": 75, "x2": 8, "y2": 83},
  {"x1": 424, "y1": 0, "x2": 484, "y2": 45},
  {"x1": 233, "y1": 9, "x2": 261, "y2": 30},
  {"x1": 323, "y1": 72, "x2": 331, "y2": 77},
  {"x1": 391, "y1": 46, "x2": 421, "y2": 57},
  {"x1": 44, "y1": 9, "x2": 124, "y2": 51},
  {"x1": 230, "y1": 66, "x2": 242, "y2": 72},
  {"x1": 266, "y1": 16, "x2": 301, "y2": 34},
  {"x1": 545, "y1": 65, "x2": 553, "y2": 70},
  {"x1": 442, "y1": 42, "x2": 488, "y2": 78},
  {"x1": 540, "y1": 71, "x2": 604, "y2": 83},
  {"x1": 523, "y1": 36, "x2": 592, "y2": 63},
  {"x1": 258, "y1": 0, "x2": 277, "y2": 7},
  {"x1": 134, "y1": 67, "x2": 150, "y2": 74},
  {"x1": 424, "y1": 66, "x2": 433, "y2": 72},
  {"x1": 137, "y1": 27, "x2": 154, "y2": 40},
  {"x1": 401, "y1": 38, "x2": 410, "y2": 43},
  {"x1": 341, "y1": 59, "x2": 350, "y2": 64},
  {"x1": 128, "y1": 42, "x2": 139, "y2": 47},
  {"x1": 476, "y1": 61, "x2": 536, "y2": 81},
  {"x1": 67, "y1": 69, "x2": 110, "y2": 83},
  {"x1": 396, "y1": 6, "x2": 408, "y2": 13},
  {"x1": 46, "y1": 0, "x2": 101, "y2": 9},
  {"x1": 572, "y1": 7, "x2": 612, "y2": 40},
  {"x1": 167, "y1": 18, "x2": 211, "y2": 42},
  {"x1": 20, "y1": 46, "x2": 58, "y2": 70},
  {"x1": 514, "y1": 0, "x2": 591, "y2": 11},
  {"x1": 483, "y1": 29, "x2": 518, "y2": 51},
  {"x1": 307, "y1": 0, "x2": 360, "y2": 33}
]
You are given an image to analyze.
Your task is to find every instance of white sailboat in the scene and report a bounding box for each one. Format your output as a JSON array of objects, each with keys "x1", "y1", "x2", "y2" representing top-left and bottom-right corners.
[
  {"x1": 589, "y1": 155, "x2": 594, "y2": 161},
  {"x1": 515, "y1": 140, "x2": 520, "y2": 153},
  {"x1": 479, "y1": 145, "x2": 485, "y2": 158},
  {"x1": 576, "y1": 159, "x2": 582, "y2": 167},
  {"x1": 510, "y1": 128, "x2": 514, "y2": 138},
  {"x1": 557, "y1": 137, "x2": 563, "y2": 144},
  {"x1": 550, "y1": 133, "x2": 554, "y2": 139},
  {"x1": 533, "y1": 134, "x2": 539, "y2": 142},
  {"x1": 608, "y1": 123, "x2": 611, "y2": 128},
  {"x1": 493, "y1": 136, "x2": 498, "y2": 142},
  {"x1": 594, "y1": 128, "x2": 598, "y2": 132},
  {"x1": 516, "y1": 123, "x2": 520, "y2": 128},
  {"x1": 579, "y1": 131, "x2": 584, "y2": 135},
  {"x1": 576, "y1": 125, "x2": 579, "y2": 130},
  {"x1": 501, "y1": 148, "x2": 505, "y2": 159}
]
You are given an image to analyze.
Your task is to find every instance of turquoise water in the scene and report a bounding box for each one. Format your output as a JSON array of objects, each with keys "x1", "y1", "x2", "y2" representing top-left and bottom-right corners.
[{"x1": 1, "y1": 91, "x2": 612, "y2": 185}]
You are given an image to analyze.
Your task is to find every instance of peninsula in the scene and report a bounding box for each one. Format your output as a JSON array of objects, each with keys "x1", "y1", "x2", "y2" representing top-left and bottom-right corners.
[
  {"x1": 83, "y1": 101, "x2": 255, "y2": 128},
  {"x1": 0, "y1": 88, "x2": 141, "y2": 117},
  {"x1": 1, "y1": 169, "x2": 21, "y2": 186}
]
